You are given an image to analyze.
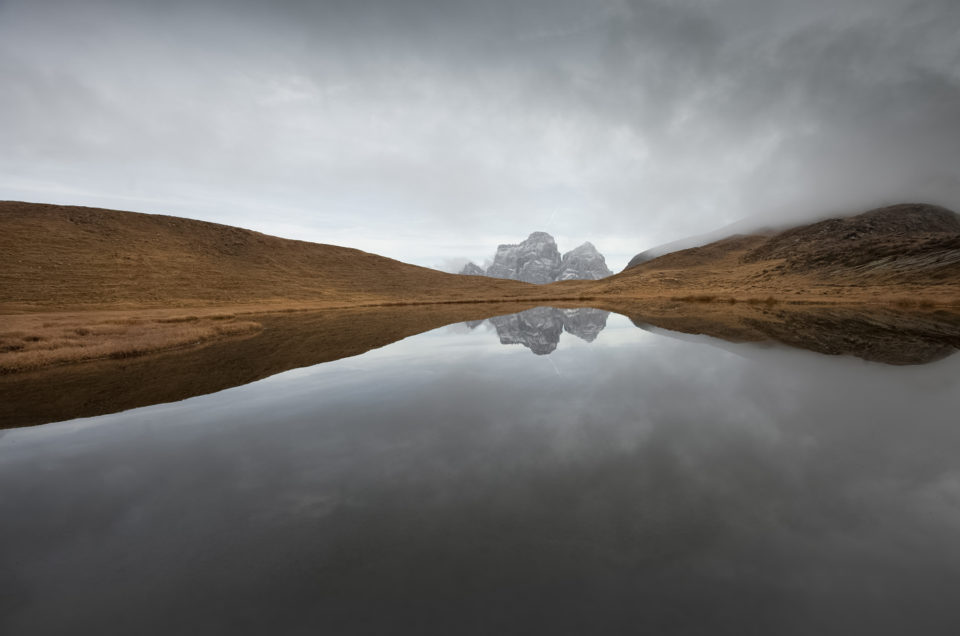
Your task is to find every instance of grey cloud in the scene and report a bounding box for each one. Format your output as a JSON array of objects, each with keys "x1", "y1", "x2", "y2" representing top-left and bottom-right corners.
[{"x1": 1, "y1": 0, "x2": 958, "y2": 269}]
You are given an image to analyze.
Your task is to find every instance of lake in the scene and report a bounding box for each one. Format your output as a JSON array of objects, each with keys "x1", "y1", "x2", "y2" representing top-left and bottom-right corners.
[{"x1": 2, "y1": 305, "x2": 960, "y2": 635}]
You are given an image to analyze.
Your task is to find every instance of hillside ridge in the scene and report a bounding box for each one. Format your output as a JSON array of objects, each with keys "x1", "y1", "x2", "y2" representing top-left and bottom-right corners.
[
  {"x1": 601, "y1": 203, "x2": 960, "y2": 301},
  {"x1": 2, "y1": 200, "x2": 959, "y2": 314},
  {"x1": 0, "y1": 201, "x2": 546, "y2": 309}
]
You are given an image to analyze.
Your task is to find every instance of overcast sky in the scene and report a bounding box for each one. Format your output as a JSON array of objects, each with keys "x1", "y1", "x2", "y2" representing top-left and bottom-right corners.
[{"x1": 2, "y1": 0, "x2": 958, "y2": 271}]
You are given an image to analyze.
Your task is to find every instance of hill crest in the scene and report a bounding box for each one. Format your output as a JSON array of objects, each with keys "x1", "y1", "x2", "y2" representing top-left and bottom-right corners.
[{"x1": 0, "y1": 201, "x2": 541, "y2": 309}]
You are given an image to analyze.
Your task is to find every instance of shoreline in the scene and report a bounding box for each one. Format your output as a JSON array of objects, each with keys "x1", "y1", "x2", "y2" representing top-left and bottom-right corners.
[{"x1": 3, "y1": 289, "x2": 960, "y2": 376}]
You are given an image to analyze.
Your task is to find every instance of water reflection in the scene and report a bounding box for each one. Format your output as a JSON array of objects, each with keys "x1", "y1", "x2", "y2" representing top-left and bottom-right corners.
[
  {"x1": 2, "y1": 313, "x2": 960, "y2": 634},
  {"x1": 472, "y1": 307, "x2": 609, "y2": 354},
  {"x1": 2, "y1": 303, "x2": 960, "y2": 428}
]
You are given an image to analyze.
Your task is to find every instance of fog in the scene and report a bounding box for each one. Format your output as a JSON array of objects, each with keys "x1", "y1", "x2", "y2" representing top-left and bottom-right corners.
[{"x1": 2, "y1": 0, "x2": 958, "y2": 270}]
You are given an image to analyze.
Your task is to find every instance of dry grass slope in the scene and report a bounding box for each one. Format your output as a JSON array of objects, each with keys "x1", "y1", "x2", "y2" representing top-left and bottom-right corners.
[
  {"x1": 0, "y1": 201, "x2": 562, "y2": 310},
  {"x1": 600, "y1": 203, "x2": 960, "y2": 305},
  {"x1": 2, "y1": 200, "x2": 959, "y2": 375},
  {"x1": 0, "y1": 310, "x2": 262, "y2": 374}
]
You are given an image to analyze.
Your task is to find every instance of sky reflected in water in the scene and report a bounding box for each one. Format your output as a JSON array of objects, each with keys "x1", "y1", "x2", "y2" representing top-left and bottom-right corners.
[{"x1": 2, "y1": 312, "x2": 960, "y2": 635}]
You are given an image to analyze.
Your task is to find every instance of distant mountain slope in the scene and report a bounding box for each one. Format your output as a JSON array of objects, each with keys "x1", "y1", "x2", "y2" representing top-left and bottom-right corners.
[
  {"x1": 600, "y1": 203, "x2": 960, "y2": 301},
  {"x1": 3, "y1": 200, "x2": 958, "y2": 312},
  {"x1": 0, "y1": 201, "x2": 540, "y2": 309},
  {"x1": 623, "y1": 217, "x2": 784, "y2": 270},
  {"x1": 741, "y1": 203, "x2": 960, "y2": 275}
]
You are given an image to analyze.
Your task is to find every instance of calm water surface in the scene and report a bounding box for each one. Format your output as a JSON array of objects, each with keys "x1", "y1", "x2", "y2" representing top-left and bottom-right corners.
[{"x1": 3, "y1": 309, "x2": 960, "y2": 635}]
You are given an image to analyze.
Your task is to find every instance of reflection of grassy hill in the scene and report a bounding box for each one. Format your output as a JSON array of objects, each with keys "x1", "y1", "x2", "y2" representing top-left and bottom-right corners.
[
  {"x1": 5, "y1": 300, "x2": 960, "y2": 427},
  {"x1": 597, "y1": 298, "x2": 960, "y2": 366},
  {"x1": 0, "y1": 303, "x2": 546, "y2": 428}
]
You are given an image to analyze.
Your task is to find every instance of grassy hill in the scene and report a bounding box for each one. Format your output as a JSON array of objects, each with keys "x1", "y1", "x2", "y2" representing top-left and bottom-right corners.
[
  {"x1": 2, "y1": 199, "x2": 959, "y2": 375},
  {"x1": 4, "y1": 200, "x2": 957, "y2": 313},
  {"x1": 599, "y1": 203, "x2": 960, "y2": 304},
  {"x1": 0, "y1": 201, "x2": 553, "y2": 310}
]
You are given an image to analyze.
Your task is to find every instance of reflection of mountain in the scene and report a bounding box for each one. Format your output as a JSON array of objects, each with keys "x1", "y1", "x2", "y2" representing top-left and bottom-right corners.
[
  {"x1": 5, "y1": 301, "x2": 960, "y2": 429},
  {"x1": 484, "y1": 307, "x2": 610, "y2": 355},
  {"x1": 560, "y1": 308, "x2": 607, "y2": 342}
]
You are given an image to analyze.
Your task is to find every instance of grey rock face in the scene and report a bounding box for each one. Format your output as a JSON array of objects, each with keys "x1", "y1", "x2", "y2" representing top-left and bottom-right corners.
[
  {"x1": 485, "y1": 232, "x2": 561, "y2": 284},
  {"x1": 485, "y1": 244, "x2": 521, "y2": 280},
  {"x1": 517, "y1": 232, "x2": 562, "y2": 284},
  {"x1": 459, "y1": 262, "x2": 486, "y2": 276},
  {"x1": 483, "y1": 307, "x2": 610, "y2": 355},
  {"x1": 464, "y1": 232, "x2": 610, "y2": 284},
  {"x1": 556, "y1": 242, "x2": 613, "y2": 281}
]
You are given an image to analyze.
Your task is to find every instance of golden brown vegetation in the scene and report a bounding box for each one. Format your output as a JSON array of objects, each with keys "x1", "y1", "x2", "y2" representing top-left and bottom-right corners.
[
  {"x1": 0, "y1": 201, "x2": 569, "y2": 311},
  {"x1": 0, "y1": 302, "x2": 551, "y2": 427},
  {"x1": 0, "y1": 309, "x2": 261, "y2": 374},
  {"x1": 4, "y1": 299, "x2": 960, "y2": 428},
  {"x1": 597, "y1": 203, "x2": 960, "y2": 306},
  {"x1": 1, "y1": 200, "x2": 959, "y2": 376}
]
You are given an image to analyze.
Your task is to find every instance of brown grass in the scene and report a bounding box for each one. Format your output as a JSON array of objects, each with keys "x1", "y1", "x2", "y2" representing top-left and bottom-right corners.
[
  {"x1": 3, "y1": 201, "x2": 959, "y2": 318},
  {"x1": 0, "y1": 310, "x2": 261, "y2": 374},
  {"x1": 0, "y1": 201, "x2": 573, "y2": 311},
  {"x1": 0, "y1": 302, "x2": 553, "y2": 427},
  {"x1": 1, "y1": 200, "x2": 959, "y2": 376},
  {"x1": 5, "y1": 299, "x2": 960, "y2": 428}
]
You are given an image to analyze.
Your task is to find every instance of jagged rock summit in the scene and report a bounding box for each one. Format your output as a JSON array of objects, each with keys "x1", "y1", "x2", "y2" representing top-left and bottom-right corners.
[
  {"x1": 460, "y1": 232, "x2": 612, "y2": 284},
  {"x1": 556, "y1": 241, "x2": 612, "y2": 281},
  {"x1": 486, "y1": 231, "x2": 561, "y2": 284}
]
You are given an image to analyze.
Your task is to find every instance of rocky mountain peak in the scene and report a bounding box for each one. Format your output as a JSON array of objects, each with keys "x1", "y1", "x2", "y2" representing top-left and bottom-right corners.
[
  {"x1": 556, "y1": 242, "x2": 613, "y2": 281},
  {"x1": 525, "y1": 231, "x2": 556, "y2": 244},
  {"x1": 461, "y1": 232, "x2": 611, "y2": 284}
]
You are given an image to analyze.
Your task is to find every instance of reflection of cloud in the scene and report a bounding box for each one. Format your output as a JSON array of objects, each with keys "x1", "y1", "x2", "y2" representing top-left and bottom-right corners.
[{"x1": 3, "y1": 322, "x2": 960, "y2": 632}]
